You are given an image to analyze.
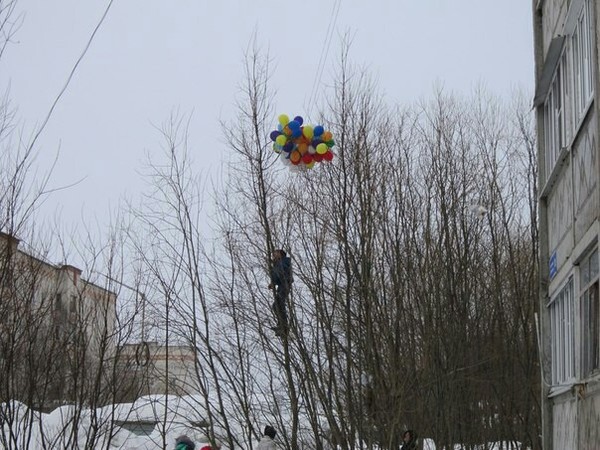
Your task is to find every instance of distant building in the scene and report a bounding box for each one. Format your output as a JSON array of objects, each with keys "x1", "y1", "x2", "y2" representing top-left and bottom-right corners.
[
  {"x1": 0, "y1": 231, "x2": 117, "y2": 408},
  {"x1": 0, "y1": 231, "x2": 199, "y2": 410},
  {"x1": 533, "y1": 0, "x2": 599, "y2": 448},
  {"x1": 119, "y1": 341, "x2": 198, "y2": 399}
]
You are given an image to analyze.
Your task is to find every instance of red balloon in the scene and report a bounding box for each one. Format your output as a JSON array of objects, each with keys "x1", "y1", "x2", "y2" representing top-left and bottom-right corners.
[
  {"x1": 323, "y1": 151, "x2": 334, "y2": 161},
  {"x1": 314, "y1": 153, "x2": 324, "y2": 162},
  {"x1": 302, "y1": 153, "x2": 313, "y2": 164}
]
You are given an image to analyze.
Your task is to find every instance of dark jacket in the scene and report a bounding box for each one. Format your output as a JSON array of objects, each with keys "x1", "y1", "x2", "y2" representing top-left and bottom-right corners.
[
  {"x1": 271, "y1": 256, "x2": 293, "y2": 291},
  {"x1": 175, "y1": 435, "x2": 195, "y2": 450},
  {"x1": 400, "y1": 431, "x2": 417, "y2": 450}
]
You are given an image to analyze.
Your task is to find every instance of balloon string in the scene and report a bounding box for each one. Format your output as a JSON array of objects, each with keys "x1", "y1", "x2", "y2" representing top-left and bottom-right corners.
[{"x1": 306, "y1": 0, "x2": 341, "y2": 120}]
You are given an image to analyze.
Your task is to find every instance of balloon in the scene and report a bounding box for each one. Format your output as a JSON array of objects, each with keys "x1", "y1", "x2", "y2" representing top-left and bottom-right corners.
[
  {"x1": 302, "y1": 126, "x2": 314, "y2": 139},
  {"x1": 271, "y1": 114, "x2": 335, "y2": 170},
  {"x1": 278, "y1": 114, "x2": 290, "y2": 127},
  {"x1": 316, "y1": 143, "x2": 328, "y2": 154},
  {"x1": 302, "y1": 153, "x2": 313, "y2": 164},
  {"x1": 290, "y1": 150, "x2": 301, "y2": 164},
  {"x1": 298, "y1": 142, "x2": 308, "y2": 154}
]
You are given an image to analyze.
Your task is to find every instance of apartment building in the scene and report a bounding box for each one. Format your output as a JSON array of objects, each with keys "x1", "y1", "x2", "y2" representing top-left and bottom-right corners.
[
  {"x1": 0, "y1": 231, "x2": 117, "y2": 408},
  {"x1": 533, "y1": 0, "x2": 599, "y2": 448}
]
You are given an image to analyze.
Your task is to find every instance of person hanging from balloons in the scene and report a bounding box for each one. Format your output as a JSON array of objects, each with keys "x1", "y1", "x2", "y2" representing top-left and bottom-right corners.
[
  {"x1": 269, "y1": 114, "x2": 335, "y2": 170},
  {"x1": 268, "y1": 248, "x2": 293, "y2": 337}
]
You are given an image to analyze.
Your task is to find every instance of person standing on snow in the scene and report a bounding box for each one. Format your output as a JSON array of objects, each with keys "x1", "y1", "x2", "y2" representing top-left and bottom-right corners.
[
  {"x1": 400, "y1": 430, "x2": 417, "y2": 450},
  {"x1": 174, "y1": 435, "x2": 195, "y2": 450},
  {"x1": 268, "y1": 249, "x2": 293, "y2": 336},
  {"x1": 256, "y1": 425, "x2": 278, "y2": 450}
]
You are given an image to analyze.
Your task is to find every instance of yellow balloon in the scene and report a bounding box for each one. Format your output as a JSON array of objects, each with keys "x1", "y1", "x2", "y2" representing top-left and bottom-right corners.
[
  {"x1": 276, "y1": 135, "x2": 287, "y2": 146},
  {"x1": 303, "y1": 125, "x2": 314, "y2": 139},
  {"x1": 306, "y1": 161, "x2": 315, "y2": 169},
  {"x1": 278, "y1": 114, "x2": 290, "y2": 127},
  {"x1": 316, "y1": 143, "x2": 328, "y2": 154}
]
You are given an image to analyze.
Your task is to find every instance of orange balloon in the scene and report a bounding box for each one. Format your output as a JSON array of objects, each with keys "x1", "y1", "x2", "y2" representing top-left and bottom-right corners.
[
  {"x1": 290, "y1": 150, "x2": 301, "y2": 164},
  {"x1": 283, "y1": 126, "x2": 292, "y2": 136},
  {"x1": 298, "y1": 142, "x2": 308, "y2": 154},
  {"x1": 322, "y1": 131, "x2": 333, "y2": 141}
]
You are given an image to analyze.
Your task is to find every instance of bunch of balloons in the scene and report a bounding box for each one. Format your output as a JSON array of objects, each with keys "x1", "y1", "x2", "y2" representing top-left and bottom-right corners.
[{"x1": 269, "y1": 114, "x2": 335, "y2": 170}]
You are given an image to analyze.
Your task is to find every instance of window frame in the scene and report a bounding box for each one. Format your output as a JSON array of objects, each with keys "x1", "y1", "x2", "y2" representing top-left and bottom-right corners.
[
  {"x1": 580, "y1": 248, "x2": 599, "y2": 378},
  {"x1": 549, "y1": 277, "x2": 576, "y2": 385}
]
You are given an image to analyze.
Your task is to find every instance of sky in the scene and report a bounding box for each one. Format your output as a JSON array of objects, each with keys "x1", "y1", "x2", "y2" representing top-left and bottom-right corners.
[{"x1": 1, "y1": 0, "x2": 535, "y2": 241}]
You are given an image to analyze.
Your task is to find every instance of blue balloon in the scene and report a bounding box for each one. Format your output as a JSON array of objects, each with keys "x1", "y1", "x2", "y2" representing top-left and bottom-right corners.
[
  {"x1": 283, "y1": 142, "x2": 294, "y2": 152},
  {"x1": 292, "y1": 128, "x2": 302, "y2": 138},
  {"x1": 311, "y1": 138, "x2": 321, "y2": 148},
  {"x1": 293, "y1": 116, "x2": 304, "y2": 126},
  {"x1": 277, "y1": 123, "x2": 283, "y2": 132},
  {"x1": 270, "y1": 130, "x2": 281, "y2": 141},
  {"x1": 288, "y1": 120, "x2": 300, "y2": 131},
  {"x1": 313, "y1": 125, "x2": 324, "y2": 136}
]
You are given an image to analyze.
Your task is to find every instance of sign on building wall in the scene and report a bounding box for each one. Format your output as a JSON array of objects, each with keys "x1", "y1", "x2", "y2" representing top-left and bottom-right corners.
[{"x1": 549, "y1": 251, "x2": 558, "y2": 279}]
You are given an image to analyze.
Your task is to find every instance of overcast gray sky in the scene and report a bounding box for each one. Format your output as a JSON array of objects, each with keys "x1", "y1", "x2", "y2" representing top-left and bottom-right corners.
[{"x1": 2, "y1": 0, "x2": 534, "y2": 233}]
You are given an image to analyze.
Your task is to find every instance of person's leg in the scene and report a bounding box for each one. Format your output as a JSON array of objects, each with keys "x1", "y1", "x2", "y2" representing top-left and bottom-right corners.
[{"x1": 273, "y1": 288, "x2": 288, "y2": 330}]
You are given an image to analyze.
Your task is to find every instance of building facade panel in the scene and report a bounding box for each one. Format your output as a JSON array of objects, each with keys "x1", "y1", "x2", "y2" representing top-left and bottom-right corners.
[
  {"x1": 578, "y1": 381, "x2": 600, "y2": 448},
  {"x1": 542, "y1": 0, "x2": 570, "y2": 55},
  {"x1": 572, "y1": 111, "x2": 599, "y2": 241},
  {"x1": 552, "y1": 397, "x2": 576, "y2": 449},
  {"x1": 547, "y1": 161, "x2": 574, "y2": 277}
]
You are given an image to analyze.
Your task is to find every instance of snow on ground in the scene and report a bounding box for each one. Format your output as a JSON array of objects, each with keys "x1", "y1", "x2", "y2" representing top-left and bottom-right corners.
[
  {"x1": 1, "y1": 395, "x2": 210, "y2": 449},
  {"x1": 1, "y1": 397, "x2": 523, "y2": 449}
]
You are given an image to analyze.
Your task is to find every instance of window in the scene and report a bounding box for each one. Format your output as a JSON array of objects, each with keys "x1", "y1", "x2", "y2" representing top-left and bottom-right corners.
[
  {"x1": 543, "y1": 61, "x2": 566, "y2": 178},
  {"x1": 580, "y1": 248, "x2": 599, "y2": 377},
  {"x1": 572, "y1": 0, "x2": 594, "y2": 126},
  {"x1": 69, "y1": 295, "x2": 77, "y2": 314},
  {"x1": 542, "y1": 0, "x2": 594, "y2": 183},
  {"x1": 549, "y1": 278, "x2": 575, "y2": 384}
]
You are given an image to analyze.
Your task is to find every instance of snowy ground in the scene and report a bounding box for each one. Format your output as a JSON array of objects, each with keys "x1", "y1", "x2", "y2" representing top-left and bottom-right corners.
[{"x1": 1, "y1": 396, "x2": 522, "y2": 449}]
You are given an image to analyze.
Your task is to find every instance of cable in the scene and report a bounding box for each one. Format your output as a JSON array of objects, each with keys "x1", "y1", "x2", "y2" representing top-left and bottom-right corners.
[
  {"x1": 27, "y1": 0, "x2": 116, "y2": 154},
  {"x1": 306, "y1": 0, "x2": 341, "y2": 119}
]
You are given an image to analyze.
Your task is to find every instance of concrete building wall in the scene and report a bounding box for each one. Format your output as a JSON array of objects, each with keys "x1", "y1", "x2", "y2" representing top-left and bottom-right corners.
[
  {"x1": 119, "y1": 341, "x2": 198, "y2": 399},
  {"x1": 534, "y1": 0, "x2": 600, "y2": 448}
]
